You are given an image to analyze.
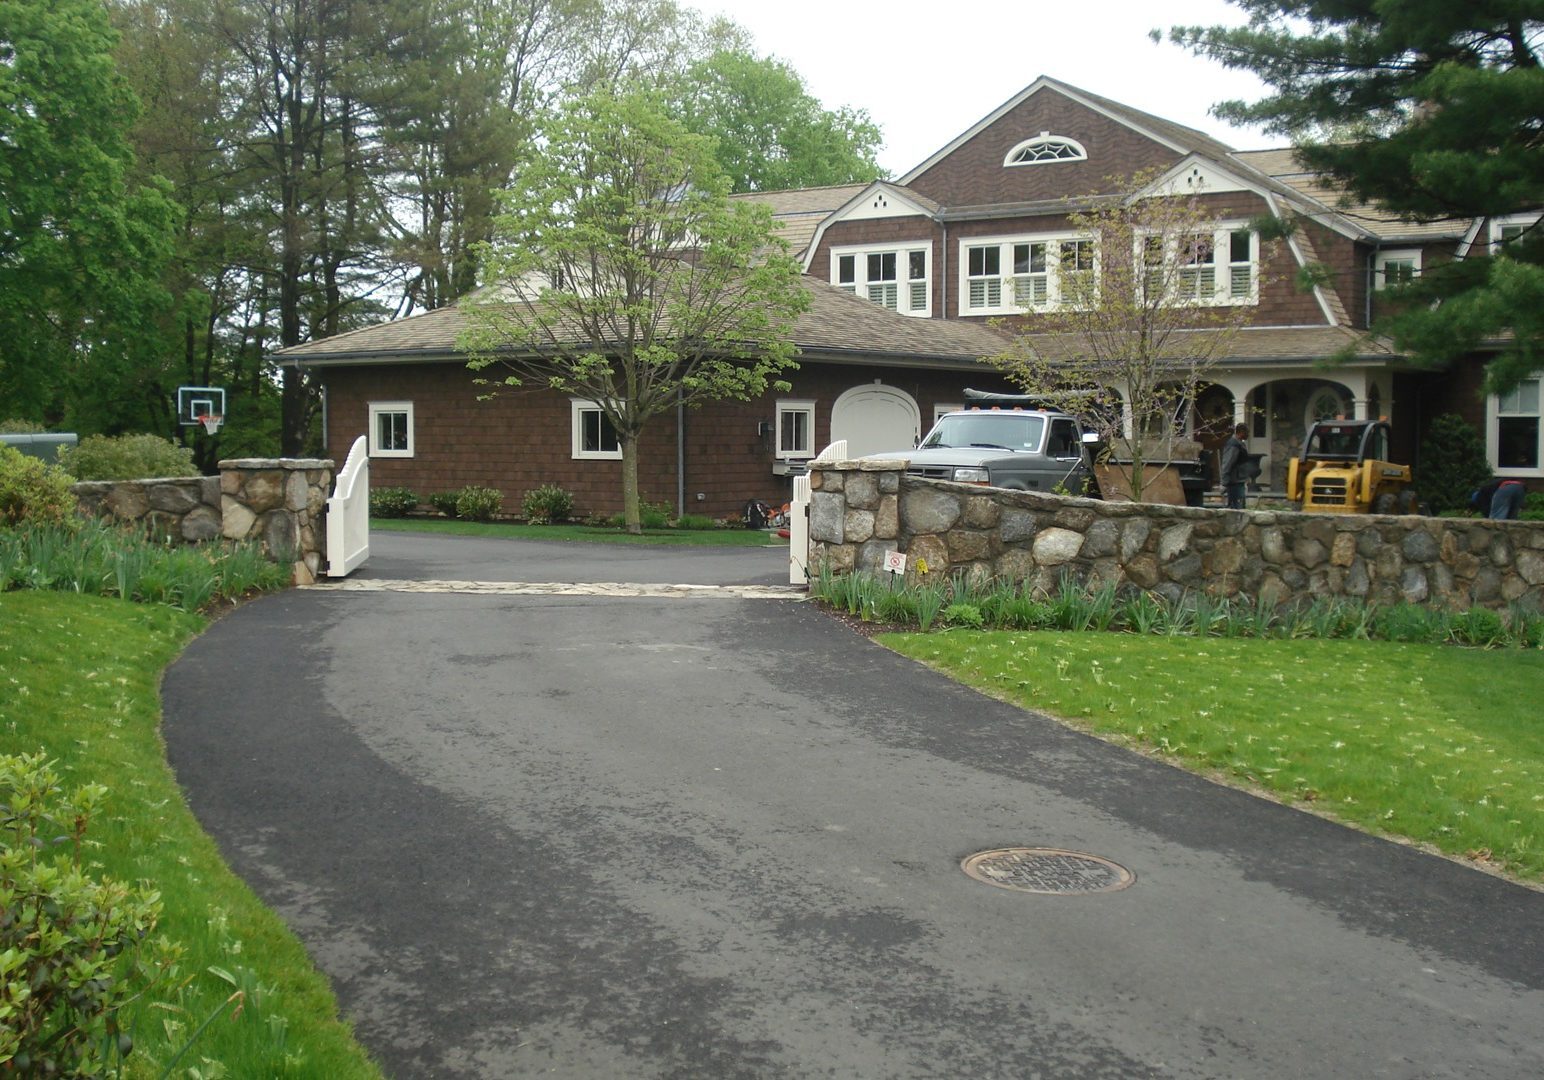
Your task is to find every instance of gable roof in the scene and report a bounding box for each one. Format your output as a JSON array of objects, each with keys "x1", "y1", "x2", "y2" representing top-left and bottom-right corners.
[
  {"x1": 898, "y1": 75, "x2": 1237, "y2": 187},
  {"x1": 273, "y1": 277, "x2": 1013, "y2": 368}
]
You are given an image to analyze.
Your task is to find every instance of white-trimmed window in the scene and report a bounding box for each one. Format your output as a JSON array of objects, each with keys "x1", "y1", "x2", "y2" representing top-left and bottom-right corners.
[
  {"x1": 832, "y1": 245, "x2": 930, "y2": 316},
  {"x1": 1141, "y1": 225, "x2": 1259, "y2": 306},
  {"x1": 932, "y1": 402, "x2": 962, "y2": 426},
  {"x1": 1375, "y1": 249, "x2": 1422, "y2": 289},
  {"x1": 368, "y1": 401, "x2": 413, "y2": 458},
  {"x1": 1003, "y1": 133, "x2": 1087, "y2": 166},
  {"x1": 776, "y1": 400, "x2": 815, "y2": 459},
  {"x1": 1491, "y1": 214, "x2": 1539, "y2": 250},
  {"x1": 1489, "y1": 376, "x2": 1542, "y2": 476},
  {"x1": 570, "y1": 399, "x2": 621, "y2": 460},
  {"x1": 962, "y1": 233, "x2": 1099, "y2": 315}
]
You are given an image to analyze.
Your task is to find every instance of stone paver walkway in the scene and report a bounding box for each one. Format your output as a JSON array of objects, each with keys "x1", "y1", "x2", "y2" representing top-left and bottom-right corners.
[{"x1": 302, "y1": 578, "x2": 805, "y2": 599}]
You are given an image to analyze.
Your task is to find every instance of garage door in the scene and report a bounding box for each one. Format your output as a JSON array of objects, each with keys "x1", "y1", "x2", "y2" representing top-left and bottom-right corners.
[{"x1": 830, "y1": 383, "x2": 920, "y2": 459}]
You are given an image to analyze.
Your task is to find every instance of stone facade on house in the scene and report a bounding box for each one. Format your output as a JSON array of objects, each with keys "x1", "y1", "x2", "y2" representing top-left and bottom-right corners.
[
  {"x1": 808, "y1": 461, "x2": 1544, "y2": 611},
  {"x1": 73, "y1": 457, "x2": 334, "y2": 584}
]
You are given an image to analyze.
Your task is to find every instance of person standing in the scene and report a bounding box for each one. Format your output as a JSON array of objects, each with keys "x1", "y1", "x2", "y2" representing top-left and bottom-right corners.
[{"x1": 1219, "y1": 423, "x2": 1250, "y2": 510}]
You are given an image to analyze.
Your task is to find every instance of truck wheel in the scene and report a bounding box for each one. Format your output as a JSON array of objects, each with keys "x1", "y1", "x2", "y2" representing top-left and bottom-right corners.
[
  {"x1": 1371, "y1": 492, "x2": 1398, "y2": 515},
  {"x1": 1397, "y1": 489, "x2": 1420, "y2": 515}
]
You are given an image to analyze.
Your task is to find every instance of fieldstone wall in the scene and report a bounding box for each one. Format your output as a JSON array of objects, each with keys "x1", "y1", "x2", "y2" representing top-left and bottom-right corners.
[
  {"x1": 808, "y1": 460, "x2": 1544, "y2": 611},
  {"x1": 73, "y1": 476, "x2": 222, "y2": 543},
  {"x1": 74, "y1": 457, "x2": 334, "y2": 585}
]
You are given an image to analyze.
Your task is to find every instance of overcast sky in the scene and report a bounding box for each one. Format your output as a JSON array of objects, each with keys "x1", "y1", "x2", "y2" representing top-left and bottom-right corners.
[{"x1": 686, "y1": 0, "x2": 1279, "y2": 179}]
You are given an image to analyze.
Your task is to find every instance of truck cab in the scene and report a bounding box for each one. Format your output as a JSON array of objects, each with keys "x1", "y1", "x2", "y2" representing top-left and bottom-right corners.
[{"x1": 890, "y1": 393, "x2": 1095, "y2": 495}]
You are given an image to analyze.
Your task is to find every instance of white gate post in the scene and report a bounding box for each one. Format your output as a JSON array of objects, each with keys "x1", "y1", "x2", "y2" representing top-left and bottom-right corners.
[{"x1": 789, "y1": 440, "x2": 849, "y2": 586}]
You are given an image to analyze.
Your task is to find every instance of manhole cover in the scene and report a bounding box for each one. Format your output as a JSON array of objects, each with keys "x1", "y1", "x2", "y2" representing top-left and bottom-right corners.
[{"x1": 961, "y1": 847, "x2": 1135, "y2": 895}]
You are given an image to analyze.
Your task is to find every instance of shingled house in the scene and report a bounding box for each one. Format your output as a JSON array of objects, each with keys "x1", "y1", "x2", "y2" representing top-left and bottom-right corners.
[{"x1": 278, "y1": 76, "x2": 1540, "y2": 517}]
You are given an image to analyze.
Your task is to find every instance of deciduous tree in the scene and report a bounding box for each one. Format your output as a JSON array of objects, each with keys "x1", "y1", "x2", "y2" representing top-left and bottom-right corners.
[
  {"x1": 464, "y1": 90, "x2": 809, "y2": 531},
  {"x1": 984, "y1": 179, "x2": 1261, "y2": 502}
]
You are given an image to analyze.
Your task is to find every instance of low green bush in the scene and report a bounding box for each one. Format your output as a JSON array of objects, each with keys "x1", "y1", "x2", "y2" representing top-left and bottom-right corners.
[
  {"x1": 0, "y1": 445, "x2": 78, "y2": 527},
  {"x1": 673, "y1": 513, "x2": 716, "y2": 531},
  {"x1": 58, "y1": 432, "x2": 197, "y2": 481},
  {"x1": 0, "y1": 752, "x2": 175, "y2": 1076},
  {"x1": 455, "y1": 485, "x2": 503, "y2": 522},
  {"x1": 369, "y1": 486, "x2": 419, "y2": 518},
  {"x1": 639, "y1": 499, "x2": 671, "y2": 530},
  {"x1": 1523, "y1": 491, "x2": 1544, "y2": 522},
  {"x1": 0, "y1": 418, "x2": 46, "y2": 434},
  {"x1": 522, "y1": 483, "x2": 574, "y2": 524},
  {"x1": 428, "y1": 490, "x2": 461, "y2": 518}
]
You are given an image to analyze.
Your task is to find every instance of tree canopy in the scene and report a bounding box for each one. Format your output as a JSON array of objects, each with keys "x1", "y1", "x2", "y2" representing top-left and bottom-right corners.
[
  {"x1": 0, "y1": 0, "x2": 177, "y2": 430},
  {"x1": 1168, "y1": 1, "x2": 1544, "y2": 393},
  {"x1": 673, "y1": 49, "x2": 885, "y2": 193},
  {"x1": 463, "y1": 90, "x2": 809, "y2": 531}
]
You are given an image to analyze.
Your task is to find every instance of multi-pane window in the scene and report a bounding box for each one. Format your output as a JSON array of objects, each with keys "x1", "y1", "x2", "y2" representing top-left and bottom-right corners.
[
  {"x1": 1493, "y1": 377, "x2": 1542, "y2": 473},
  {"x1": 830, "y1": 245, "x2": 930, "y2": 315},
  {"x1": 367, "y1": 401, "x2": 413, "y2": 458},
  {"x1": 966, "y1": 244, "x2": 1003, "y2": 309},
  {"x1": 1003, "y1": 134, "x2": 1087, "y2": 166},
  {"x1": 1375, "y1": 249, "x2": 1421, "y2": 289},
  {"x1": 967, "y1": 235, "x2": 1100, "y2": 313},
  {"x1": 776, "y1": 400, "x2": 815, "y2": 459},
  {"x1": 571, "y1": 399, "x2": 621, "y2": 460},
  {"x1": 1143, "y1": 226, "x2": 1257, "y2": 305}
]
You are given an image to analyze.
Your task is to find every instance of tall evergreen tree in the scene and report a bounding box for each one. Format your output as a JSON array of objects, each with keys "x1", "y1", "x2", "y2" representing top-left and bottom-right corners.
[{"x1": 1168, "y1": 2, "x2": 1544, "y2": 393}]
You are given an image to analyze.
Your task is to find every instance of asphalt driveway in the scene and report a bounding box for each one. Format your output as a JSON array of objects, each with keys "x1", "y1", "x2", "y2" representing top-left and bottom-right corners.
[{"x1": 162, "y1": 530, "x2": 1544, "y2": 1078}]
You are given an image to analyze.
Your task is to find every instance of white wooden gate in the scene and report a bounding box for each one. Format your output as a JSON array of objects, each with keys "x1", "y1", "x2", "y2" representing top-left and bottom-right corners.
[
  {"x1": 326, "y1": 435, "x2": 370, "y2": 578},
  {"x1": 789, "y1": 440, "x2": 848, "y2": 585}
]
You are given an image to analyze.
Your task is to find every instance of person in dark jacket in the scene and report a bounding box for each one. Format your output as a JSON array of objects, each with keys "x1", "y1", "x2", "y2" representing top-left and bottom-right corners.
[
  {"x1": 1472, "y1": 478, "x2": 1526, "y2": 520},
  {"x1": 1218, "y1": 424, "x2": 1250, "y2": 509}
]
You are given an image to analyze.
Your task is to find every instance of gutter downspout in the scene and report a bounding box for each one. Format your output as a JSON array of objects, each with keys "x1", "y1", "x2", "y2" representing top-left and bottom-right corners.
[{"x1": 676, "y1": 387, "x2": 685, "y2": 518}]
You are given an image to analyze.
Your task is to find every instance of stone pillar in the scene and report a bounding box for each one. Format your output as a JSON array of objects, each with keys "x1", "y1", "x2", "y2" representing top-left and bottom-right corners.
[{"x1": 218, "y1": 457, "x2": 334, "y2": 585}]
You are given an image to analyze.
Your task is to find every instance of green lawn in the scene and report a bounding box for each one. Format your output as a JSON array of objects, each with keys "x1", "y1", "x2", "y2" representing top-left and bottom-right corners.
[
  {"x1": 372, "y1": 516, "x2": 783, "y2": 546},
  {"x1": 881, "y1": 630, "x2": 1544, "y2": 884},
  {"x1": 0, "y1": 591, "x2": 381, "y2": 1078}
]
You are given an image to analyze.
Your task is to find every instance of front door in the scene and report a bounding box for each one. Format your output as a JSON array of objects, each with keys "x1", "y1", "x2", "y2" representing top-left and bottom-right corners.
[{"x1": 830, "y1": 383, "x2": 921, "y2": 459}]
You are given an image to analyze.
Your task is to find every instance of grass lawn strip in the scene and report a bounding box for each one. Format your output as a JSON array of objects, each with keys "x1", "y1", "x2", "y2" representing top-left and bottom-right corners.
[
  {"x1": 0, "y1": 591, "x2": 381, "y2": 1078},
  {"x1": 880, "y1": 630, "x2": 1543, "y2": 885},
  {"x1": 372, "y1": 516, "x2": 782, "y2": 546}
]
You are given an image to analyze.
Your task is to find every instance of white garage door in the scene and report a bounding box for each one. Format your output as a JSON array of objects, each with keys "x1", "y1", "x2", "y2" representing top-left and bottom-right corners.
[{"x1": 830, "y1": 383, "x2": 921, "y2": 459}]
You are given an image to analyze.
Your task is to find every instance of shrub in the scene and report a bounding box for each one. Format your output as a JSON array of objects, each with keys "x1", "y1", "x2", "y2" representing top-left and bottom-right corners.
[
  {"x1": 1448, "y1": 607, "x2": 1508, "y2": 648},
  {"x1": 0, "y1": 445, "x2": 78, "y2": 527},
  {"x1": 942, "y1": 602, "x2": 985, "y2": 628},
  {"x1": 455, "y1": 485, "x2": 503, "y2": 522},
  {"x1": 57, "y1": 433, "x2": 197, "y2": 481},
  {"x1": 0, "y1": 752, "x2": 174, "y2": 1077},
  {"x1": 1416, "y1": 413, "x2": 1493, "y2": 514},
  {"x1": 0, "y1": 418, "x2": 46, "y2": 434},
  {"x1": 369, "y1": 486, "x2": 419, "y2": 518},
  {"x1": 428, "y1": 490, "x2": 462, "y2": 518},
  {"x1": 521, "y1": 483, "x2": 574, "y2": 524},
  {"x1": 1523, "y1": 491, "x2": 1544, "y2": 522},
  {"x1": 674, "y1": 513, "x2": 716, "y2": 531},
  {"x1": 639, "y1": 499, "x2": 671, "y2": 530}
]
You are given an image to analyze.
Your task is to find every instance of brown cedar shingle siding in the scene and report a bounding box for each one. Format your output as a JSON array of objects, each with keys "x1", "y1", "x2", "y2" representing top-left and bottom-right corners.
[
  {"x1": 907, "y1": 90, "x2": 1183, "y2": 206},
  {"x1": 324, "y1": 360, "x2": 1021, "y2": 520}
]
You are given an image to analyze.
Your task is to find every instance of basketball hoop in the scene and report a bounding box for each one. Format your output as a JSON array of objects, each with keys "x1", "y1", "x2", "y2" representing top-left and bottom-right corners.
[{"x1": 197, "y1": 413, "x2": 223, "y2": 436}]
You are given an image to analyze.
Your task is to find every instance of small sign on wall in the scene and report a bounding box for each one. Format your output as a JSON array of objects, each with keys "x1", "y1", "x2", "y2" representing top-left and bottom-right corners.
[{"x1": 883, "y1": 550, "x2": 907, "y2": 575}]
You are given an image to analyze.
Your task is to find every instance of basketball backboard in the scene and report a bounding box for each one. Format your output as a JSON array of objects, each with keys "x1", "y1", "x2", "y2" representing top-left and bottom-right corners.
[{"x1": 176, "y1": 386, "x2": 226, "y2": 426}]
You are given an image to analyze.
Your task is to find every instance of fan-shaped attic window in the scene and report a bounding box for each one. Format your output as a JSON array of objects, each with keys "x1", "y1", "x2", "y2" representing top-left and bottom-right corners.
[{"x1": 1004, "y1": 133, "x2": 1087, "y2": 166}]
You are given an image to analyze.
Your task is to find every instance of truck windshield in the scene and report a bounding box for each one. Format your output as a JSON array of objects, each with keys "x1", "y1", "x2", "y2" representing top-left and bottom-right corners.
[{"x1": 921, "y1": 413, "x2": 1046, "y2": 451}]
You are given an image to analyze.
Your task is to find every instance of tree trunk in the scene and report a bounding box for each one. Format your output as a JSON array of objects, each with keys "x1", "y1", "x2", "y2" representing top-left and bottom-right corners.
[{"x1": 621, "y1": 432, "x2": 641, "y2": 534}]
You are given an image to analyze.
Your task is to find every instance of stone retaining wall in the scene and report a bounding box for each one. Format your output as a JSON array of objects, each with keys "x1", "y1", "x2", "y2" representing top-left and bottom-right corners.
[
  {"x1": 808, "y1": 460, "x2": 1544, "y2": 611},
  {"x1": 74, "y1": 457, "x2": 334, "y2": 584}
]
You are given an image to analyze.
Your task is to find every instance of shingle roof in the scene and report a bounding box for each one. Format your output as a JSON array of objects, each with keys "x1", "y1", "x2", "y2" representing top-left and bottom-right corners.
[
  {"x1": 1232, "y1": 148, "x2": 1474, "y2": 242},
  {"x1": 274, "y1": 277, "x2": 1014, "y2": 366},
  {"x1": 731, "y1": 184, "x2": 871, "y2": 258},
  {"x1": 1004, "y1": 324, "x2": 1397, "y2": 364}
]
